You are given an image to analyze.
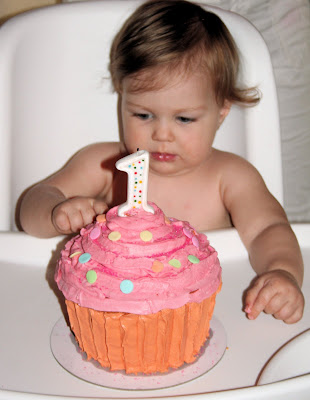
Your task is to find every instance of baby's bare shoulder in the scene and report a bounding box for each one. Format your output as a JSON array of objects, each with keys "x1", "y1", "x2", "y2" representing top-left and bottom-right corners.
[
  {"x1": 213, "y1": 149, "x2": 253, "y2": 166},
  {"x1": 73, "y1": 141, "x2": 124, "y2": 161},
  {"x1": 212, "y1": 149, "x2": 270, "y2": 208},
  {"x1": 45, "y1": 142, "x2": 126, "y2": 197},
  {"x1": 59, "y1": 141, "x2": 125, "y2": 174},
  {"x1": 213, "y1": 150, "x2": 287, "y2": 235},
  {"x1": 212, "y1": 149, "x2": 262, "y2": 181}
]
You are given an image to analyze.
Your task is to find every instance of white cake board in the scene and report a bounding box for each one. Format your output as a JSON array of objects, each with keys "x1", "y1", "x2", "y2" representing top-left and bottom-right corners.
[{"x1": 50, "y1": 316, "x2": 226, "y2": 390}]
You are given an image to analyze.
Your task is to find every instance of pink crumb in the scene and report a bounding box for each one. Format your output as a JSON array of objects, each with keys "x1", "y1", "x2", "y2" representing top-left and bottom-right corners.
[{"x1": 244, "y1": 305, "x2": 252, "y2": 313}]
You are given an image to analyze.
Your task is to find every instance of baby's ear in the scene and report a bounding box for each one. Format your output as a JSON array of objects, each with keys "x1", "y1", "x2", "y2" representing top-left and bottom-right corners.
[{"x1": 218, "y1": 100, "x2": 231, "y2": 128}]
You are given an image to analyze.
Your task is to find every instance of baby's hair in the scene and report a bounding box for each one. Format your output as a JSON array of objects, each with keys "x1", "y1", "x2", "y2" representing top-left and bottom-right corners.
[{"x1": 109, "y1": 0, "x2": 260, "y2": 106}]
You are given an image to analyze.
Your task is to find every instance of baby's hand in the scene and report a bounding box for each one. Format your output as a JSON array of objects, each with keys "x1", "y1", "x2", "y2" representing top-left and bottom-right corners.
[
  {"x1": 52, "y1": 197, "x2": 107, "y2": 234},
  {"x1": 244, "y1": 270, "x2": 304, "y2": 324}
]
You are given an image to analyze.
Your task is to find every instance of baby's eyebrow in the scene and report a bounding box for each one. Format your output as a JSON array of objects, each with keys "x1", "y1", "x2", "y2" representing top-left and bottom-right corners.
[
  {"x1": 125, "y1": 101, "x2": 146, "y2": 109},
  {"x1": 125, "y1": 99, "x2": 207, "y2": 114},
  {"x1": 174, "y1": 106, "x2": 207, "y2": 113}
]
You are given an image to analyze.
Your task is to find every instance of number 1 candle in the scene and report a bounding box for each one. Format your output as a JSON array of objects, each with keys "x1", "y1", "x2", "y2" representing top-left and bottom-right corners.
[{"x1": 116, "y1": 150, "x2": 155, "y2": 217}]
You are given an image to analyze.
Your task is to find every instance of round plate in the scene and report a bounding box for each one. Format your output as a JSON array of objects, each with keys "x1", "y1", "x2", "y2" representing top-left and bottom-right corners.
[{"x1": 51, "y1": 315, "x2": 226, "y2": 390}]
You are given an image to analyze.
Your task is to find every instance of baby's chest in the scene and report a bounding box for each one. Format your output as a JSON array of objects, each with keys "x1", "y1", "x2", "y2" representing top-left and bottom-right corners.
[{"x1": 148, "y1": 181, "x2": 231, "y2": 231}]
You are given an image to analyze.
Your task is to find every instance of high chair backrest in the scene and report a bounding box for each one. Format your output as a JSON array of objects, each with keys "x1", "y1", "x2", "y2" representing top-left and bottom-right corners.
[{"x1": 0, "y1": 0, "x2": 282, "y2": 231}]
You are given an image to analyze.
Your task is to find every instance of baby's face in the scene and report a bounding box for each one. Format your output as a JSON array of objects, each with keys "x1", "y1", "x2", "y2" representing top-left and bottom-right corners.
[{"x1": 121, "y1": 70, "x2": 230, "y2": 177}]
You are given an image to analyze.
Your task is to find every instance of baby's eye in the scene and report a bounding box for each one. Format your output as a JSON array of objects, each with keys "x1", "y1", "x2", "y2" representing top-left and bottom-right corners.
[
  {"x1": 177, "y1": 116, "x2": 195, "y2": 124},
  {"x1": 133, "y1": 113, "x2": 152, "y2": 121}
]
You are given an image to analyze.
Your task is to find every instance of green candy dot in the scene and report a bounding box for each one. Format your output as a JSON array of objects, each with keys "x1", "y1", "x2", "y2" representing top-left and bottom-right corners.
[
  {"x1": 168, "y1": 259, "x2": 181, "y2": 268},
  {"x1": 188, "y1": 255, "x2": 200, "y2": 264},
  {"x1": 86, "y1": 270, "x2": 97, "y2": 284}
]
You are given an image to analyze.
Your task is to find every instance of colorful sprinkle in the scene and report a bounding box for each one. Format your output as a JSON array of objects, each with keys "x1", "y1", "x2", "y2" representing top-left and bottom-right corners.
[
  {"x1": 140, "y1": 230, "x2": 153, "y2": 242},
  {"x1": 188, "y1": 255, "x2": 200, "y2": 264},
  {"x1": 152, "y1": 260, "x2": 164, "y2": 273},
  {"x1": 108, "y1": 231, "x2": 121, "y2": 241},
  {"x1": 86, "y1": 270, "x2": 97, "y2": 284},
  {"x1": 96, "y1": 214, "x2": 106, "y2": 223},
  {"x1": 168, "y1": 259, "x2": 181, "y2": 268},
  {"x1": 79, "y1": 253, "x2": 91, "y2": 263},
  {"x1": 90, "y1": 227, "x2": 101, "y2": 240},
  {"x1": 192, "y1": 236, "x2": 200, "y2": 249},
  {"x1": 120, "y1": 279, "x2": 134, "y2": 294},
  {"x1": 183, "y1": 227, "x2": 192, "y2": 238},
  {"x1": 70, "y1": 251, "x2": 82, "y2": 258},
  {"x1": 164, "y1": 216, "x2": 171, "y2": 225}
]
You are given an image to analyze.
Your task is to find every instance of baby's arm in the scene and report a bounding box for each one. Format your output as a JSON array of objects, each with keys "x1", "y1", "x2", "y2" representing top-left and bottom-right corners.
[
  {"x1": 19, "y1": 142, "x2": 122, "y2": 238},
  {"x1": 244, "y1": 223, "x2": 304, "y2": 324},
  {"x1": 222, "y1": 154, "x2": 304, "y2": 323}
]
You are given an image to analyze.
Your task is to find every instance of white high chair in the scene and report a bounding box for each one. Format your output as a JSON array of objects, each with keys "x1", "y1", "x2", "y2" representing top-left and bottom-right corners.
[
  {"x1": 0, "y1": 0, "x2": 283, "y2": 232},
  {"x1": 0, "y1": 2, "x2": 309, "y2": 400}
]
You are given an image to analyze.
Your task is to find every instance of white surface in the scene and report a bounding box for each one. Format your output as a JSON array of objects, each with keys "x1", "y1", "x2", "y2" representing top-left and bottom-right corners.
[
  {"x1": 257, "y1": 328, "x2": 310, "y2": 385},
  {"x1": 0, "y1": 224, "x2": 309, "y2": 399},
  {"x1": 0, "y1": 0, "x2": 282, "y2": 231},
  {"x1": 50, "y1": 316, "x2": 226, "y2": 390}
]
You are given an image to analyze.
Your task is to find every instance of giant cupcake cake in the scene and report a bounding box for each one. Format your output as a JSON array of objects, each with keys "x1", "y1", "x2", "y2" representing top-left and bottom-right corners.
[{"x1": 55, "y1": 150, "x2": 222, "y2": 374}]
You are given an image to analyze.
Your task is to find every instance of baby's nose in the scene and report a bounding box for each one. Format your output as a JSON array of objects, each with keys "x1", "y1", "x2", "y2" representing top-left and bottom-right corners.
[{"x1": 152, "y1": 122, "x2": 174, "y2": 142}]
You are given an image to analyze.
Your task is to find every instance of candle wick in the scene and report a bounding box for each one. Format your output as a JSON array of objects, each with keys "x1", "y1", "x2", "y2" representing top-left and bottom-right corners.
[{"x1": 137, "y1": 148, "x2": 140, "y2": 151}]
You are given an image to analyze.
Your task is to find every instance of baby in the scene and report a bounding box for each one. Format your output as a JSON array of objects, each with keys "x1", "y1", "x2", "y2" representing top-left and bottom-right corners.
[{"x1": 19, "y1": 0, "x2": 304, "y2": 323}]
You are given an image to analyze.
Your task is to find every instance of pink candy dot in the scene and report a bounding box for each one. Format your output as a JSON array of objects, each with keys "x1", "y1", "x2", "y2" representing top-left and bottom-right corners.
[
  {"x1": 183, "y1": 227, "x2": 192, "y2": 238},
  {"x1": 192, "y1": 236, "x2": 200, "y2": 249},
  {"x1": 90, "y1": 227, "x2": 101, "y2": 240}
]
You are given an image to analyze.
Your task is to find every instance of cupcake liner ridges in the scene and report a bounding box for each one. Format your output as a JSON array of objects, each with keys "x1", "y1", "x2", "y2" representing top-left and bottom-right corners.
[{"x1": 66, "y1": 292, "x2": 218, "y2": 374}]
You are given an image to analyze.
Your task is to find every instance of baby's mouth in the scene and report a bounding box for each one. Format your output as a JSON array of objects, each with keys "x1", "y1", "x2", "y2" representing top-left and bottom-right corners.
[{"x1": 151, "y1": 152, "x2": 176, "y2": 162}]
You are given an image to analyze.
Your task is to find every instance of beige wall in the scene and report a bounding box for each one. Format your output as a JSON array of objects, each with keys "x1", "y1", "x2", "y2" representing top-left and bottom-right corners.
[{"x1": 0, "y1": 0, "x2": 61, "y2": 24}]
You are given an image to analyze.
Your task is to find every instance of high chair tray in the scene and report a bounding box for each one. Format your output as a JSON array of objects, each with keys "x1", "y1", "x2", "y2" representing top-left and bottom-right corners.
[{"x1": 0, "y1": 225, "x2": 309, "y2": 400}]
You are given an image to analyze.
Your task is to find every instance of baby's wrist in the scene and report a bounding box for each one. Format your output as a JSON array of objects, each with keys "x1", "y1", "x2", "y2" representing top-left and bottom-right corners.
[{"x1": 263, "y1": 267, "x2": 301, "y2": 288}]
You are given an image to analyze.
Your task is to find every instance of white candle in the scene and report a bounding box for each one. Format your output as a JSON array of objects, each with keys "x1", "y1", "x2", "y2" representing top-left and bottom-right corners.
[{"x1": 116, "y1": 150, "x2": 155, "y2": 217}]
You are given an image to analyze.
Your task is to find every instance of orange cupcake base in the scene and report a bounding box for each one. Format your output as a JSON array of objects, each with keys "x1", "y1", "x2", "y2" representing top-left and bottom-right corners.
[{"x1": 66, "y1": 290, "x2": 219, "y2": 374}]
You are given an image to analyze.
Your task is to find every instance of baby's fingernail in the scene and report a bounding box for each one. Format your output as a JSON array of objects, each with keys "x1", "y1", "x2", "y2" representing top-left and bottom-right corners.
[{"x1": 245, "y1": 305, "x2": 252, "y2": 313}]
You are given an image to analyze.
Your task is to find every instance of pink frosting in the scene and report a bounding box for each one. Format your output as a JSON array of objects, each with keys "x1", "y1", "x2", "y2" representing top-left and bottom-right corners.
[{"x1": 55, "y1": 203, "x2": 221, "y2": 315}]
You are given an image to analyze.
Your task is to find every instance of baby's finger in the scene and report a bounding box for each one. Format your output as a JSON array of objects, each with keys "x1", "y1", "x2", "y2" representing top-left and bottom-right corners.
[
  {"x1": 274, "y1": 295, "x2": 304, "y2": 324},
  {"x1": 80, "y1": 207, "x2": 97, "y2": 227},
  {"x1": 53, "y1": 209, "x2": 71, "y2": 234},
  {"x1": 246, "y1": 283, "x2": 277, "y2": 320},
  {"x1": 263, "y1": 294, "x2": 286, "y2": 316},
  {"x1": 244, "y1": 278, "x2": 266, "y2": 318},
  {"x1": 93, "y1": 199, "x2": 108, "y2": 216},
  {"x1": 68, "y1": 209, "x2": 85, "y2": 232},
  {"x1": 282, "y1": 306, "x2": 304, "y2": 324},
  {"x1": 272, "y1": 302, "x2": 295, "y2": 322}
]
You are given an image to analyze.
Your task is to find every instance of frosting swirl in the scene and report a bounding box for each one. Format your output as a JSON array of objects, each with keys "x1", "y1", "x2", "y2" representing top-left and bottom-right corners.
[{"x1": 55, "y1": 203, "x2": 221, "y2": 315}]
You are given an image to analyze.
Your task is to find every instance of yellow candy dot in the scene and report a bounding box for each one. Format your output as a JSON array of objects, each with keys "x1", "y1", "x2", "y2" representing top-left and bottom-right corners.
[
  {"x1": 140, "y1": 230, "x2": 153, "y2": 242},
  {"x1": 152, "y1": 260, "x2": 164, "y2": 273},
  {"x1": 108, "y1": 231, "x2": 121, "y2": 241},
  {"x1": 70, "y1": 251, "x2": 82, "y2": 258}
]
